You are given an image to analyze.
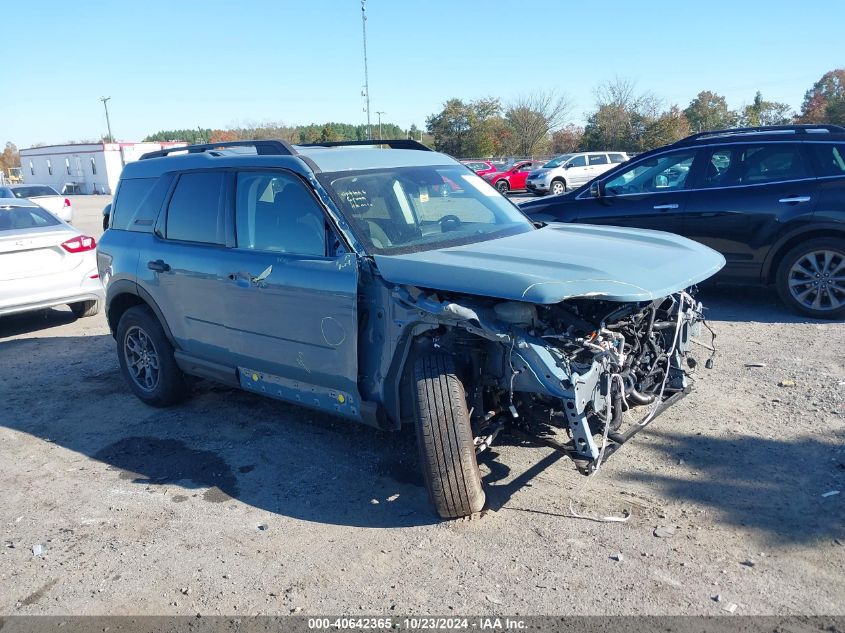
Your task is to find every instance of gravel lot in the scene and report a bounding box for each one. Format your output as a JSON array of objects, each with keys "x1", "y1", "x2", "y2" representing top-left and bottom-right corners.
[{"x1": 1, "y1": 196, "x2": 843, "y2": 616}]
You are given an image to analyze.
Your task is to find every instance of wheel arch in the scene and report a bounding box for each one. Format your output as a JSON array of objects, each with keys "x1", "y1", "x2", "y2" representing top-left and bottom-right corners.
[
  {"x1": 106, "y1": 281, "x2": 177, "y2": 347},
  {"x1": 763, "y1": 224, "x2": 845, "y2": 283}
]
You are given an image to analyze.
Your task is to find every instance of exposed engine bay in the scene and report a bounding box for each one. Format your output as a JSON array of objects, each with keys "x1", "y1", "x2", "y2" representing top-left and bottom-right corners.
[{"x1": 397, "y1": 286, "x2": 714, "y2": 472}]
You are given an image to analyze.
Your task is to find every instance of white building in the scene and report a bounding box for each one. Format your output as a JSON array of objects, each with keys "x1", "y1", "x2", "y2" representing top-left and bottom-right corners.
[{"x1": 19, "y1": 141, "x2": 186, "y2": 195}]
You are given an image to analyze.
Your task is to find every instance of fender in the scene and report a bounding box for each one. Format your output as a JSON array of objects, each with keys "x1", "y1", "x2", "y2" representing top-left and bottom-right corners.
[
  {"x1": 106, "y1": 279, "x2": 178, "y2": 348},
  {"x1": 761, "y1": 221, "x2": 845, "y2": 280}
]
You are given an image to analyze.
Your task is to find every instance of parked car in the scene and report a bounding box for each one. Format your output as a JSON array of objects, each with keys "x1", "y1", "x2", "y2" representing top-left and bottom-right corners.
[
  {"x1": 481, "y1": 159, "x2": 545, "y2": 194},
  {"x1": 0, "y1": 184, "x2": 73, "y2": 222},
  {"x1": 460, "y1": 160, "x2": 498, "y2": 177},
  {"x1": 519, "y1": 125, "x2": 845, "y2": 319},
  {"x1": 526, "y1": 151, "x2": 629, "y2": 196},
  {"x1": 97, "y1": 139, "x2": 723, "y2": 519},
  {"x1": 0, "y1": 198, "x2": 102, "y2": 318}
]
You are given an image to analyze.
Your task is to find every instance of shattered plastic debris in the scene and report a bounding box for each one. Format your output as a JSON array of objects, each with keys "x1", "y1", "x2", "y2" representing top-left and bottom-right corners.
[
  {"x1": 744, "y1": 362, "x2": 767, "y2": 368},
  {"x1": 32, "y1": 543, "x2": 46, "y2": 557},
  {"x1": 821, "y1": 490, "x2": 841, "y2": 498},
  {"x1": 486, "y1": 595, "x2": 503, "y2": 605},
  {"x1": 777, "y1": 379, "x2": 796, "y2": 387},
  {"x1": 722, "y1": 603, "x2": 738, "y2": 614},
  {"x1": 610, "y1": 552, "x2": 624, "y2": 562},
  {"x1": 654, "y1": 525, "x2": 677, "y2": 538},
  {"x1": 257, "y1": 524, "x2": 268, "y2": 531}
]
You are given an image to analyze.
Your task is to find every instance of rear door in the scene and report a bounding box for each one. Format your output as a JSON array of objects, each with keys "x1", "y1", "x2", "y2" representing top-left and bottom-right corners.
[
  {"x1": 684, "y1": 143, "x2": 818, "y2": 282},
  {"x1": 574, "y1": 148, "x2": 699, "y2": 232},
  {"x1": 222, "y1": 169, "x2": 362, "y2": 418},
  {"x1": 140, "y1": 170, "x2": 234, "y2": 365},
  {"x1": 585, "y1": 153, "x2": 613, "y2": 181}
]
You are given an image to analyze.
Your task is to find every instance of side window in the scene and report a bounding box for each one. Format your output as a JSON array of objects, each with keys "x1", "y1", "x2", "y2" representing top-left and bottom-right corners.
[
  {"x1": 111, "y1": 177, "x2": 157, "y2": 231},
  {"x1": 811, "y1": 143, "x2": 845, "y2": 177},
  {"x1": 608, "y1": 153, "x2": 627, "y2": 164},
  {"x1": 588, "y1": 154, "x2": 609, "y2": 165},
  {"x1": 235, "y1": 171, "x2": 326, "y2": 256},
  {"x1": 700, "y1": 144, "x2": 809, "y2": 188},
  {"x1": 47, "y1": 159, "x2": 53, "y2": 175},
  {"x1": 568, "y1": 155, "x2": 587, "y2": 168},
  {"x1": 604, "y1": 151, "x2": 696, "y2": 195},
  {"x1": 166, "y1": 172, "x2": 224, "y2": 244}
]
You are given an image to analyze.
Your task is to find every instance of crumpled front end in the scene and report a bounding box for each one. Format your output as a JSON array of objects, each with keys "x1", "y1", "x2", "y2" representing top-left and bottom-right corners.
[{"x1": 395, "y1": 285, "x2": 712, "y2": 471}]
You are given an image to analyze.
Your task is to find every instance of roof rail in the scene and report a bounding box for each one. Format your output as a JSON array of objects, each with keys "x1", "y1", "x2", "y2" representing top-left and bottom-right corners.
[
  {"x1": 140, "y1": 139, "x2": 296, "y2": 160},
  {"x1": 298, "y1": 139, "x2": 432, "y2": 151},
  {"x1": 677, "y1": 124, "x2": 845, "y2": 144}
]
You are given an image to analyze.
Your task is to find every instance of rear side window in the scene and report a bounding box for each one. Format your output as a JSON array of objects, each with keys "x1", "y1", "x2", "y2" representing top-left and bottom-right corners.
[
  {"x1": 111, "y1": 178, "x2": 157, "y2": 231},
  {"x1": 700, "y1": 144, "x2": 809, "y2": 187},
  {"x1": 589, "y1": 154, "x2": 609, "y2": 165},
  {"x1": 812, "y1": 143, "x2": 845, "y2": 177},
  {"x1": 11, "y1": 185, "x2": 59, "y2": 198},
  {"x1": 166, "y1": 172, "x2": 224, "y2": 244},
  {"x1": 0, "y1": 206, "x2": 60, "y2": 231}
]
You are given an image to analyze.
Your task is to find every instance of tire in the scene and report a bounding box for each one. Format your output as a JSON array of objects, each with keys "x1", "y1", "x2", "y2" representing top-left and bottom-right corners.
[
  {"x1": 70, "y1": 300, "x2": 100, "y2": 318},
  {"x1": 116, "y1": 305, "x2": 188, "y2": 406},
  {"x1": 550, "y1": 179, "x2": 567, "y2": 196},
  {"x1": 413, "y1": 354, "x2": 485, "y2": 519},
  {"x1": 495, "y1": 180, "x2": 510, "y2": 194},
  {"x1": 775, "y1": 238, "x2": 845, "y2": 319}
]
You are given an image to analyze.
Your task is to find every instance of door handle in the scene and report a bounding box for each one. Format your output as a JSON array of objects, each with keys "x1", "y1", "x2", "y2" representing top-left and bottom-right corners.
[
  {"x1": 147, "y1": 259, "x2": 170, "y2": 273},
  {"x1": 653, "y1": 203, "x2": 679, "y2": 210},
  {"x1": 778, "y1": 196, "x2": 811, "y2": 204}
]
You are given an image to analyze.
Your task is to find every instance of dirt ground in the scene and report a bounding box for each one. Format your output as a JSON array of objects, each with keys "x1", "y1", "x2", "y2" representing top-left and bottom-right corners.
[{"x1": 0, "y1": 196, "x2": 843, "y2": 616}]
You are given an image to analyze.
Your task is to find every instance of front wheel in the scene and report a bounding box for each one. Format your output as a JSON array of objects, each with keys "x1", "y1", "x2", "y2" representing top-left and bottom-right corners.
[
  {"x1": 550, "y1": 179, "x2": 567, "y2": 196},
  {"x1": 776, "y1": 238, "x2": 845, "y2": 319},
  {"x1": 413, "y1": 354, "x2": 485, "y2": 519},
  {"x1": 495, "y1": 180, "x2": 510, "y2": 194}
]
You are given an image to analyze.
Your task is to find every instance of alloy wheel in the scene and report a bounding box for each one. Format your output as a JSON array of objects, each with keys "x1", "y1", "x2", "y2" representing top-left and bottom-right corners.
[
  {"x1": 787, "y1": 249, "x2": 845, "y2": 312},
  {"x1": 124, "y1": 326, "x2": 161, "y2": 392}
]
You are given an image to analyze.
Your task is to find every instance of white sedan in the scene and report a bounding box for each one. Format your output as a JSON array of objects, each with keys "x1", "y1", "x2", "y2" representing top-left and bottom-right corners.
[
  {"x1": 0, "y1": 198, "x2": 103, "y2": 318},
  {"x1": 0, "y1": 184, "x2": 73, "y2": 222}
]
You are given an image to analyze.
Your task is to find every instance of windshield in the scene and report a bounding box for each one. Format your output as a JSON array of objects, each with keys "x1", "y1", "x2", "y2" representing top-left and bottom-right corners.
[
  {"x1": 318, "y1": 165, "x2": 534, "y2": 255},
  {"x1": 543, "y1": 154, "x2": 573, "y2": 168}
]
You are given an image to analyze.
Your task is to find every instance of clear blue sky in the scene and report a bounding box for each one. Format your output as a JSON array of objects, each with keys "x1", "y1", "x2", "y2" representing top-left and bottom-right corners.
[{"x1": 4, "y1": 0, "x2": 843, "y2": 148}]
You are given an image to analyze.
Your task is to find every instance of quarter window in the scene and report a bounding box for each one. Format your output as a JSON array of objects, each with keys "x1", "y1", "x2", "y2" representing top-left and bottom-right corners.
[
  {"x1": 699, "y1": 144, "x2": 808, "y2": 188},
  {"x1": 111, "y1": 177, "x2": 157, "y2": 231},
  {"x1": 811, "y1": 143, "x2": 845, "y2": 177},
  {"x1": 588, "y1": 154, "x2": 609, "y2": 165},
  {"x1": 604, "y1": 151, "x2": 696, "y2": 195},
  {"x1": 608, "y1": 153, "x2": 627, "y2": 163},
  {"x1": 166, "y1": 172, "x2": 224, "y2": 244},
  {"x1": 235, "y1": 171, "x2": 326, "y2": 256}
]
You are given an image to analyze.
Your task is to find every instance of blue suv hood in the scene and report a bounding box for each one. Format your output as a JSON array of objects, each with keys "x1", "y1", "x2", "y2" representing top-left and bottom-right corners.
[{"x1": 373, "y1": 224, "x2": 725, "y2": 304}]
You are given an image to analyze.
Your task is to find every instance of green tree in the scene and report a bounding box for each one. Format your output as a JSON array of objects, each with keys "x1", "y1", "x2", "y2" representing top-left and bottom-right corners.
[
  {"x1": 798, "y1": 69, "x2": 845, "y2": 123},
  {"x1": 0, "y1": 142, "x2": 20, "y2": 174},
  {"x1": 684, "y1": 91, "x2": 737, "y2": 132},
  {"x1": 739, "y1": 92, "x2": 793, "y2": 127},
  {"x1": 426, "y1": 98, "x2": 507, "y2": 157},
  {"x1": 641, "y1": 106, "x2": 693, "y2": 148},
  {"x1": 550, "y1": 124, "x2": 583, "y2": 154},
  {"x1": 581, "y1": 78, "x2": 659, "y2": 152},
  {"x1": 825, "y1": 96, "x2": 845, "y2": 126},
  {"x1": 143, "y1": 129, "x2": 211, "y2": 144}
]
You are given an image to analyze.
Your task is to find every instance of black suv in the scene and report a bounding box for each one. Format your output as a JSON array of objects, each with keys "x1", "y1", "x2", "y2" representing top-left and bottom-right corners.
[{"x1": 520, "y1": 125, "x2": 845, "y2": 319}]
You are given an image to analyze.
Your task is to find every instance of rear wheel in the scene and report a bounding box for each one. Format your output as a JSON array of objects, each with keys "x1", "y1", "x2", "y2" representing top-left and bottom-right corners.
[
  {"x1": 495, "y1": 180, "x2": 510, "y2": 194},
  {"x1": 70, "y1": 300, "x2": 100, "y2": 318},
  {"x1": 413, "y1": 354, "x2": 485, "y2": 519},
  {"x1": 116, "y1": 305, "x2": 188, "y2": 406},
  {"x1": 550, "y1": 179, "x2": 567, "y2": 195},
  {"x1": 776, "y1": 238, "x2": 845, "y2": 319}
]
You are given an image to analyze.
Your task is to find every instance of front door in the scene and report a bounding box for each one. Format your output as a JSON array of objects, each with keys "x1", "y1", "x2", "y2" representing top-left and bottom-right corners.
[
  {"x1": 223, "y1": 169, "x2": 362, "y2": 419},
  {"x1": 563, "y1": 154, "x2": 590, "y2": 187},
  {"x1": 575, "y1": 148, "x2": 699, "y2": 232}
]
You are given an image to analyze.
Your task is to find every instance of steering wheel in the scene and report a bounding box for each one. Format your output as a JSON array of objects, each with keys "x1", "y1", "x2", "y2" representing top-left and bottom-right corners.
[{"x1": 439, "y1": 214, "x2": 462, "y2": 232}]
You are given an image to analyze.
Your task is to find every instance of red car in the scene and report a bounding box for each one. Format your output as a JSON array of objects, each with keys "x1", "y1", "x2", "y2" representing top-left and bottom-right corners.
[
  {"x1": 481, "y1": 160, "x2": 543, "y2": 194},
  {"x1": 460, "y1": 160, "x2": 498, "y2": 178}
]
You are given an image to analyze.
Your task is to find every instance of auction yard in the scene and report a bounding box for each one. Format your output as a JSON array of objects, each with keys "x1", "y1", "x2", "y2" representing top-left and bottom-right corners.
[{"x1": 1, "y1": 196, "x2": 843, "y2": 616}]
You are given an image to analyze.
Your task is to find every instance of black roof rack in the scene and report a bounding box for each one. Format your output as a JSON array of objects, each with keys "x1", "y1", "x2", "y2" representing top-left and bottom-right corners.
[
  {"x1": 140, "y1": 139, "x2": 296, "y2": 160},
  {"x1": 676, "y1": 124, "x2": 845, "y2": 145},
  {"x1": 298, "y1": 139, "x2": 432, "y2": 151}
]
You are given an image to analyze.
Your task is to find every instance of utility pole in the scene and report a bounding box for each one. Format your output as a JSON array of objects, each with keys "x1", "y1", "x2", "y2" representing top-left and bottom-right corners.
[
  {"x1": 361, "y1": 0, "x2": 371, "y2": 140},
  {"x1": 375, "y1": 111, "x2": 385, "y2": 139},
  {"x1": 100, "y1": 96, "x2": 113, "y2": 143}
]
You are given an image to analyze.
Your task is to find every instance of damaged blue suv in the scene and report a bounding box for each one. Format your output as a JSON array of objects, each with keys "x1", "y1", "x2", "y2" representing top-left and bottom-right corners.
[{"x1": 98, "y1": 139, "x2": 724, "y2": 519}]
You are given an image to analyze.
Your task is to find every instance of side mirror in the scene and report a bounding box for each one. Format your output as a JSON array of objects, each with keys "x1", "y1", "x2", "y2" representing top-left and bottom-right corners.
[
  {"x1": 563, "y1": 163, "x2": 572, "y2": 169},
  {"x1": 589, "y1": 181, "x2": 602, "y2": 198},
  {"x1": 102, "y1": 203, "x2": 111, "y2": 231}
]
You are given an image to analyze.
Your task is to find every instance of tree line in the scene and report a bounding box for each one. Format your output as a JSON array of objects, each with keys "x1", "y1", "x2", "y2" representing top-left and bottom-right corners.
[{"x1": 426, "y1": 69, "x2": 845, "y2": 158}]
